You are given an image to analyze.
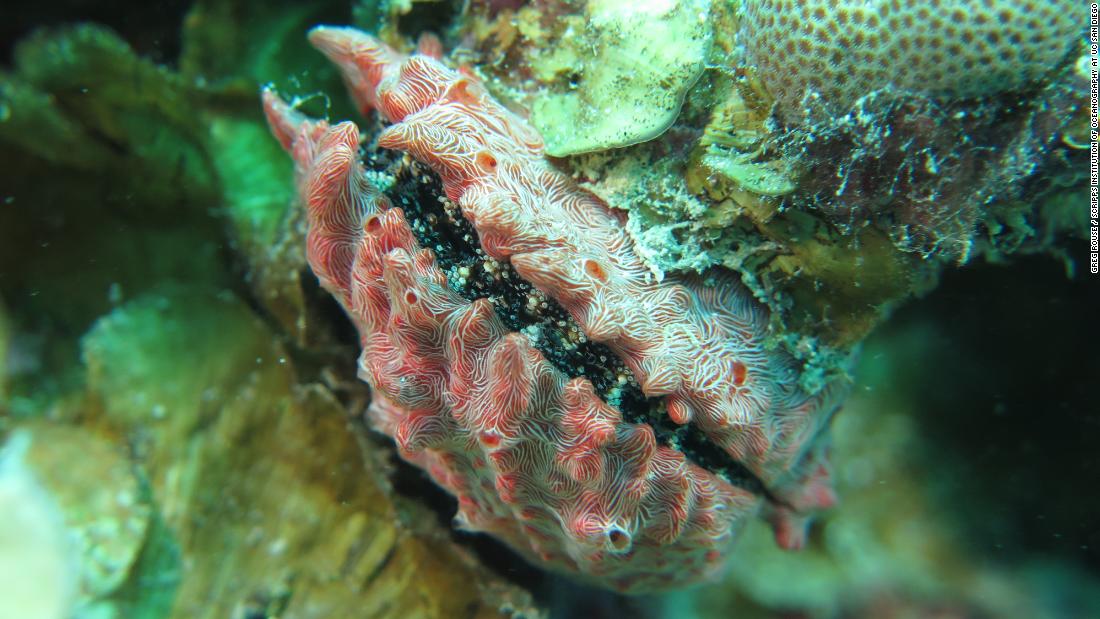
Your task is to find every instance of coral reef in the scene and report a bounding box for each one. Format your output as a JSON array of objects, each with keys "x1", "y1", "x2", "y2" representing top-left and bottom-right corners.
[
  {"x1": 262, "y1": 26, "x2": 850, "y2": 592},
  {"x1": 524, "y1": 0, "x2": 1089, "y2": 353},
  {"x1": 0, "y1": 1, "x2": 1096, "y2": 617},
  {"x1": 739, "y1": 0, "x2": 1085, "y2": 121}
]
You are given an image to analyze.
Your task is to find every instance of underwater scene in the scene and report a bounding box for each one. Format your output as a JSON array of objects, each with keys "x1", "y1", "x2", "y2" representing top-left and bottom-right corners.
[{"x1": 1, "y1": 0, "x2": 1097, "y2": 617}]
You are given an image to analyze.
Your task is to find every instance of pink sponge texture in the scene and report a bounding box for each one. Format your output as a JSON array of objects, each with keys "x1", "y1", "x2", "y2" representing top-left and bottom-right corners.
[{"x1": 263, "y1": 27, "x2": 847, "y2": 591}]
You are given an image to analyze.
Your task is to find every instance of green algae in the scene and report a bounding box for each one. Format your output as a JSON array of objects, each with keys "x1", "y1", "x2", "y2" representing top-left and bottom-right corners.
[
  {"x1": 179, "y1": 0, "x2": 356, "y2": 343},
  {"x1": 10, "y1": 25, "x2": 218, "y2": 208},
  {"x1": 529, "y1": 0, "x2": 713, "y2": 156},
  {"x1": 208, "y1": 117, "x2": 294, "y2": 248},
  {"x1": 205, "y1": 115, "x2": 314, "y2": 342},
  {"x1": 699, "y1": 154, "x2": 797, "y2": 197},
  {"x1": 0, "y1": 77, "x2": 115, "y2": 168},
  {"x1": 0, "y1": 15, "x2": 338, "y2": 400},
  {"x1": 0, "y1": 25, "x2": 228, "y2": 372},
  {"x1": 108, "y1": 511, "x2": 182, "y2": 619},
  {"x1": 82, "y1": 288, "x2": 280, "y2": 435}
]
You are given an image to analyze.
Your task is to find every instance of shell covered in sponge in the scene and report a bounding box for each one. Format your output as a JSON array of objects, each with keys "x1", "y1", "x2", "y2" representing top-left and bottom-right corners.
[{"x1": 739, "y1": 0, "x2": 1085, "y2": 120}]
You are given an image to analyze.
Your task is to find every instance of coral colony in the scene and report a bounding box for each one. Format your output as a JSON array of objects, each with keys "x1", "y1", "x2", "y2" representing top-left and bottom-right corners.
[
  {"x1": 740, "y1": 0, "x2": 1082, "y2": 122},
  {"x1": 263, "y1": 27, "x2": 847, "y2": 592}
]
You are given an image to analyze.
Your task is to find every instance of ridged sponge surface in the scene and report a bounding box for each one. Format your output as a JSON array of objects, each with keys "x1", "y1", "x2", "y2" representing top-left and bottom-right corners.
[
  {"x1": 740, "y1": 0, "x2": 1084, "y2": 119},
  {"x1": 263, "y1": 27, "x2": 848, "y2": 592}
]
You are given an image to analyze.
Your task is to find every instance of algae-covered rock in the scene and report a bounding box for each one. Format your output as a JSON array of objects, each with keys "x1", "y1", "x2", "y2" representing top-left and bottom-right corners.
[
  {"x1": 529, "y1": 0, "x2": 713, "y2": 156},
  {"x1": 0, "y1": 17, "x2": 337, "y2": 403},
  {"x1": 179, "y1": 0, "x2": 353, "y2": 344},
  {"x1": 6, "y1": 24, "x2": 217, "y2": 209},
  {"x1": 0, "y1": 77, "x2": 116, "y2": 168},
  {"x1": 0, "y1": 24, "x2": 230, "y2": 406},
  {"x1": 16, "y1": 423, "x2": 152, "y2": 614},
  {"x1": 579, "y1": 153, "x2": 717, "y2": 275},
  {"x1": 0, "y1": 431, "x2": 76, "y2": 619},
  {"x1": 205, "y1": 115, "x2": 313, "y2": 343},
  {"x1": 81, "y1": 287, "x2": 540, "y2": 619}
]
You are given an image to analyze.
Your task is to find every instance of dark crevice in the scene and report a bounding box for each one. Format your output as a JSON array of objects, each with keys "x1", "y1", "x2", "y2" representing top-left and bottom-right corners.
[
  {"x1": 649, "y1": 411, "x2": 769, "y2": 497},
  {"x1": 364, "y1": 149, "x2": 642, "y2": 402},
  {"x1": 361, "y1": 147, "x2": 771, "y2": 497},
  {"x1": 1, "y1": 0, "x2": 193, "y2": 66},
  {"x1": 396, "y1": 0, "x2": 459, "y2": 41},
  {"x1": 883, "y1": 253, "x2": 1100, "y2": 570}
]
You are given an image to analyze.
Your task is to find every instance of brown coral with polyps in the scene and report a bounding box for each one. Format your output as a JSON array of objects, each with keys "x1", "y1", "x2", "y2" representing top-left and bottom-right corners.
[
  {"x1": 740, "y1": 0, "x2": 1084, "y2": 120},
  {"x1": 263, "y1": 26, "x2": 849, "y2": 592}
]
